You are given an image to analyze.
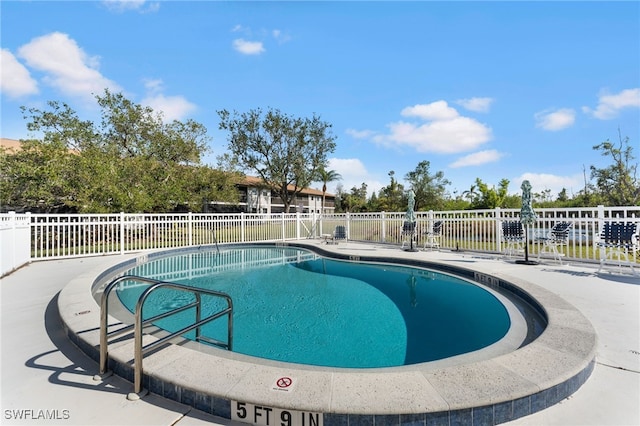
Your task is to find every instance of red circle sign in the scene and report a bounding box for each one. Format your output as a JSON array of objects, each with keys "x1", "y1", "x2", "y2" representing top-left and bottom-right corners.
[{"x1": 276, "y1": 377, "x2": 292, "y2": 388}]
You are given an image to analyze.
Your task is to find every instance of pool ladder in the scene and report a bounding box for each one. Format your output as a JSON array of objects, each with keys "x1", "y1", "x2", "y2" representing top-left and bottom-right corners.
[
  {"x1": 212, "y1": 230, "x2": 220, "y2": 254},
  {"x1": 94, "y1": 275, "x2": 233, "y2": 400}
]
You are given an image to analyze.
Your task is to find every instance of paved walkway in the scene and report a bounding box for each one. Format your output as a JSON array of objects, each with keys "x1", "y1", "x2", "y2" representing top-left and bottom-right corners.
[{"x1": 1, "y1": 245, "x2": 638, "y2": 425}]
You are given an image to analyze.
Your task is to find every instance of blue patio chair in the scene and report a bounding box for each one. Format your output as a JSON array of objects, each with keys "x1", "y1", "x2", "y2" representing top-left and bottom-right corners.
[
  {"x1": 502, "y1": 221, "x2": 524, "y2": 258},
  {"x1": 423, "y1": 220, "x2": 443, "y2": 251},
  {"x1": 401, "y1": 221, "x2": 417, "y2": 249},
  {"x1": 536, "y1": 221, "x2": 573, "y2": 263},
  {"x1": 597, "y1": 222, "x2": 638, "y2": 275},
  {"x1": 327, "y1": 225, "x2": 347, "y2": 244}
]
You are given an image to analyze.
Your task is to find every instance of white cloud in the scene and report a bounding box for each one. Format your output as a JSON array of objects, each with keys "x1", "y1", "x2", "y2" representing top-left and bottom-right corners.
[
  {"x1": 327, "y1": 158, "x2": 383, "y2": 196},
  {"x1": 513, "y1": 172, "x2": 583, "y2": 197},
  {"x1": 143, "y1": 78, "x2": 164, "y2": 93},
  {"x1": 142, "y1": 93, "x2": 196, "y2": 122},
  {"x1": 230, "y1": 26, "x2": 289, "y2": 54},
  {"x1": 449, "y1": 150, "x2": 503, "y2": 168},
  {"x1": 102, "y1": 0, "x2": 159, "y2": 13},
  {"x1": 17, "y1": 32, "x2": 120, "y2": 102},
  {"x1": 456, "y1": 97, "x2": 494, "y2": 113},
  {"x1": 346, "y1": 128, "x2": 376, "y2": 139},
  {"x1": 401, "y1": 101, "x2": 459, "y2": 121},
  {"x1": 328, "y1": 158, "x2": 368, "y2": 180},
  {"x1": 582, "y1": 88, "x2": 640, "y2": 120},
  {"x1": 272, "y1": 29, "x2": 291, "y2": 44},
  {"x1": 373, "y1": 101, "x2": 493, "y2": 154},
  {"x1": 351, "y1": 101, "x2": 492, "y2": 154},
  {"x1": 0, "y1": 49, "x2": 39, "y2": 98},
  {"x1": 534, "y1": 108, "x2": 576, "y2": 131},
  {"x1": 141, "y1": 79, "x2": 196, "y2": 121},
  {"x1": 232, "y1": 39, "x2": 265, "y2": 55}
]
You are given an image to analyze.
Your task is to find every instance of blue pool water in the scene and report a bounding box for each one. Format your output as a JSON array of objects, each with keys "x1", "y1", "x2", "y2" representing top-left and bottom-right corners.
[{"x1": 116, "y1": 246, "x2": 510, "y2": 368}]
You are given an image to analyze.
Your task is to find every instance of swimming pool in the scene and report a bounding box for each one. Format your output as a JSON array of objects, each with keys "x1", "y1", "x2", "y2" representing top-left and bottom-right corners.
[
  {"x1": 115, "y1": 246, "x2": 514, "y2": 368},
  {"x1": 68, "y1": 241, "x2": 595, "y2": 425}
]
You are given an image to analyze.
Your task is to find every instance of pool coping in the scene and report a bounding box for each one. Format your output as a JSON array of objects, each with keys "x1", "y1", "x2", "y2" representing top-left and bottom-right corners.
[{"x1": 58, "y1": 241, "x2": 597, "y2": 425}]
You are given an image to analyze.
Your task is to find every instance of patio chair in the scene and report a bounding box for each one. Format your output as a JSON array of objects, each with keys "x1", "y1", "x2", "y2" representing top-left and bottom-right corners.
[
  {"x1": 502, "y1": 220, "x2": 524, "y2": 258},
  {"x1": 423, "y1": 220, "x2": 443, "y2": 251},
  {"x1": 400, "y1": 221, "x2": 417, "y2": 249},
  {"x1": 535, "y1": 221, "x2": 573, "y2": 263},
  {"x1": 326, "y1": 225, "x2": 347, "y2": 244},
  {"x1": 597, "y1": 222, "x2": 638, "y2": 275}
]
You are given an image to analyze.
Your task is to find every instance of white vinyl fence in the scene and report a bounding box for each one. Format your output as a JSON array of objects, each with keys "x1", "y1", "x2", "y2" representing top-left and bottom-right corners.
[
  {"x1": 1, "y1": 212, "x2": 31, "y2": 276},
  {"x1": 1, "y1": 206, "x2": 639, "y2": 276}
]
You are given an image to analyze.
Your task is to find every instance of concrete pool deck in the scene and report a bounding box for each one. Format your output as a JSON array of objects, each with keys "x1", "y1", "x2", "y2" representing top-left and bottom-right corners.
[{"x1": 1, "y1": 241, "x2": 638, "y2": 425}]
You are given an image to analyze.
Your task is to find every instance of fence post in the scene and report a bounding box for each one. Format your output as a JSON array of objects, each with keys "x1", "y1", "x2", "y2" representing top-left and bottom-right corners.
[
  {"x1": 281, "y1": 213, "x2": 286, "y2": 241},
  {"x1": 26, "y1": 212, "x2": 32, "y2": 262},
  {"x1": 495, "y1": 207, "x2": 502, "y2": 253},
  {"x1": 314, "y1": 212, "x2": 320, "y2": 238},
  {"x1": 596, "y1": 205, "x2": 605, "y2": 259},
  {"x1": 188, "y1": 212, "x2": 193, "y2": 246},
  {"x1": 119, "y1": 212, "x2": 126, "y2": 255},
  {"x1": 381, "y1": 212, "x2": 386, "y2": 243},
  {"x1": 346, "y1": 212, "x2": 351, "y2": 240},
  {"x1": 9, "y1": 211, "x2": 16, "y2": 271},
  {"x1": 241, "y1": 212, "x2": 245, "y2": 243}
]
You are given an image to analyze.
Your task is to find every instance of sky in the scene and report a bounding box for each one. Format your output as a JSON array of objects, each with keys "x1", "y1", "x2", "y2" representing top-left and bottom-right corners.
[{"x1": 1, "y1": 1, "x2": 639, "y2": 200}]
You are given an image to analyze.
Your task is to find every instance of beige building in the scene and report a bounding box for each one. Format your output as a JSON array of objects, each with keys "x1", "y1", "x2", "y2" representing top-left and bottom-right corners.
[{"x1": 207, "y1": 176, "x2": 336, "y2": 214}]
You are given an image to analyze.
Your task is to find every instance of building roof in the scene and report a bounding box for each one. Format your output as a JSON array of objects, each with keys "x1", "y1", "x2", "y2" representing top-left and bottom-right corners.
[
  {"x1": 0, "y1": 138, "x2": 80, "y2": 155},
  {"x1": 240, "y1": 175, "x2": 333, "y2": 197},
  {"x1": 0, "y1": 138, "x2": 21, "y2": 153}
]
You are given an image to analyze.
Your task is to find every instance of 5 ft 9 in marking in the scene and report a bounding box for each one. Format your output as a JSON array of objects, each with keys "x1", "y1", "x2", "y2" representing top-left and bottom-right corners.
[{"x1": 232, "y1": 401, "x2": 323, "y2": 426}]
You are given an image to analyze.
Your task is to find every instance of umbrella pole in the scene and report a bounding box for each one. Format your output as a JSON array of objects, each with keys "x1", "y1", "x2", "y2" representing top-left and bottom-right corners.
[
  {"x1": 516, "y1": 227, "x2": 538, "y2": 265},
  {"x1": 405, "y1": 221, "x2": 419, "y2": 252}
]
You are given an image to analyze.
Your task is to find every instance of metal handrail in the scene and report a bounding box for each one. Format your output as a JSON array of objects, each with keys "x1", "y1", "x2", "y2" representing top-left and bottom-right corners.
[
  {"x1": 212, "y1": 230, "x2": 220, "y2": 254},
  {"x1": 96, "y1": 275, "x2": 233, "y2": 398}
]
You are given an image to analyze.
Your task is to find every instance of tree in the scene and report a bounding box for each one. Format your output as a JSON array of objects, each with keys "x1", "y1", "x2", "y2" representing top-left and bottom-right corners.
[
  {"x1": 20, "y1": 100, "x2": 99, "y2": 151},
  {"x1": 314, "y1": 167, "x2": 341, "y2": 214},
  {"x1": 471, "y1": 178, "x2": 510, "y2": 209},
  {"x1": 404, "y1": 160, "x2": 450, "y2": 211},
  {"x1": 462, "y1": 184, "x2": 478, "y2": 204},
  {"x1": 218, "y1": 108, "x2": 337, "y2": 213},
  {"x1": 334, "y1": 184, "x2": 346, "y2": 212},
  {"x1": 377, "y1": 171, "x2": 405, "y2": 212},
  {"x1": 7, "y1": 90, "x2": 233, "y2": 212},
  {"x1": 366, "y1": 191, "x2": 382, "y2": 212},
  {"x1": 590, "y1": 131, "x2": 639, "y2": 206},
  {"x1": 533, "y1": 188, "x2": 552, "y2": 204},
  {"x1": 336, "y1": 183, "x2": 368, "y2": 212},
  {"x1": 0, "y1": 139, "x2": 75, "y2": 211},
  {"x1": 97, "y1": 90, "x2": 207, "y2": 166},
  {"x1": 557, "y1": 188, "x2": 569, "y2": 203}
]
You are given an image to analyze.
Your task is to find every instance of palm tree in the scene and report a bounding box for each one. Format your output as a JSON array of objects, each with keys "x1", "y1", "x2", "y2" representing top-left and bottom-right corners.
[
  {"x1": 462, "y1": 184, "x2": 478, "y2": 204},
  {"x1": 315, "y1": 168, "x2": 342, "y2": 214}
]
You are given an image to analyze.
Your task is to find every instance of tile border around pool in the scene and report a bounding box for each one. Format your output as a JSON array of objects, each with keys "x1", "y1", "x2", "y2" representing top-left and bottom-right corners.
[{"x1": 58, "y1": 241, "x2": 597, "y2": 426}]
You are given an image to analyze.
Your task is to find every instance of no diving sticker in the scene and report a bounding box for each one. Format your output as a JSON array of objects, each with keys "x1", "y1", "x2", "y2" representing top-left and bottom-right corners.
[{"x1": 272, "y1": 376, "x2": 296, "y2": 392}]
